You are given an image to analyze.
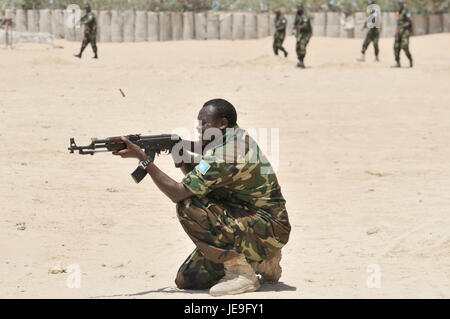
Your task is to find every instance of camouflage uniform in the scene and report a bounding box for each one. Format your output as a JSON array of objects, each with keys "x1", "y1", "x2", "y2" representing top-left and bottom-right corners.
[
  {"x1": 294, "y1": 13, "x2": 312, "y2": 61},
  {"x1": 273, "y1": 15, "x2": 288, "y2": 56},
  {"x1": 362, "y1": 27, "x2": 381, "y2": 57},
  {"x1": 175, "y1": 125, "x2": 291, "y2": 290},
  {"x1": 394, "y1": 8, "x2": 413, "y2": 64},
  {"x1": 79, "y1": 12, "x2": 97, "y2": 56}
]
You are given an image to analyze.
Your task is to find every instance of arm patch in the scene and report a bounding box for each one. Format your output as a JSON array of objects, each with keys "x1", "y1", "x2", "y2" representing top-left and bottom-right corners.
[{"x1": 195, "y1": 160, "x2": 211, "y2": 175}]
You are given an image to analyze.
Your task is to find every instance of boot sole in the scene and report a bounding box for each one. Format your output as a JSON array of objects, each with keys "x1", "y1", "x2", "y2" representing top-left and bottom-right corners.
[{"x1": 209, "y1": 280, "x2": 260, "y2": 297}]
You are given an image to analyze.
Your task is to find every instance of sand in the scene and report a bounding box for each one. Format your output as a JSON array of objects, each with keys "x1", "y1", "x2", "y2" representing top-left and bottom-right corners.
[{"x1": 0, "y1": 34, "x2": 449, "y2": 299}]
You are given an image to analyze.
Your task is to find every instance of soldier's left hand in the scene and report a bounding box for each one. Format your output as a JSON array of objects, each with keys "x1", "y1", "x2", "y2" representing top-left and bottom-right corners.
[{"x1": 112, "y1": 136, "x2": 147, "y2": 161}]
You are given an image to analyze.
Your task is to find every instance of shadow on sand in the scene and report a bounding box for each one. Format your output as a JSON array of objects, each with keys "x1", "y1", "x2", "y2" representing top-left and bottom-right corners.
[{"x1": 89, "y1": 282, "x2": 296, "y2": 298}]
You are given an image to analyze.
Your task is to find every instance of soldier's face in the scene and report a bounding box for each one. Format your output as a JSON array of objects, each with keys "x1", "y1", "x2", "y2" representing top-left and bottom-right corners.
[
  {"x1": 398, "y1": 2, "x2": 404, "y2": 9},
  {"x1": 197, "y1": 106, "x2": 228, "y2": 143}
]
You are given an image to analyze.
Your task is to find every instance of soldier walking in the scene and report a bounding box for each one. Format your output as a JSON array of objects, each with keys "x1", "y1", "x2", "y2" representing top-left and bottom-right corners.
[
  {"x1": 273, "y1": 9, "x2": 288, "y2": 58},
  {"x1": 358, "y1": 1, "x2": 381, "y2": 62},
  {"x1": 393, "y1": 0, "x2": 413, "y2": 67},
  {"x1": 293, "y1": 4, "x2": 312, "y2": 68},
  {"x1": 74, "y1": 4, "x2": 98, "y2": 59}
]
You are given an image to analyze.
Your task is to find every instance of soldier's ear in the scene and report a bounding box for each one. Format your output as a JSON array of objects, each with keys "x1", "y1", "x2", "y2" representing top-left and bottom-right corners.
[{"x1": 218, "y1": 118, "x2": 229, "y2": 130}]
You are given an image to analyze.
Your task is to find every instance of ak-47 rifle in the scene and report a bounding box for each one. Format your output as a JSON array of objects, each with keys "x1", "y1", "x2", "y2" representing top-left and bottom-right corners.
[{"x1": 68, "y1": 134, "x2": 182, "y2": 183}]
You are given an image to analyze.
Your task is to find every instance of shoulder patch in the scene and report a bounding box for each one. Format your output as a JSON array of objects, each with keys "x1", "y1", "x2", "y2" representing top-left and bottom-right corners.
[
  {"x1": 195, "y1": 160, "x2": 211, "y2": 175},
  {"x1": 406, "y1": 13, "x2": 411, "y2": 18},
  {"x1": 303, "y1": 17, "x2": 308, "y2": 22},
  {"x1": 282, "y1": 19, "x2": 286, "y2": 23}
]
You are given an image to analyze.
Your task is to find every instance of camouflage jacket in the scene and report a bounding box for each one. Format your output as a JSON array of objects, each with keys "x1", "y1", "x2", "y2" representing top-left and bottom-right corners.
[
  {"x1": 182, "y1": 125, "x2": 290, "y2": 229},
  {"x1": 396, "y1": 8, "x2": 412, "y2": 33},
  {"x1": 83, "y1": 12, "x2": 97, "y2": 35},
  {"x1": 274, "y1": 15, "x2": 287, "y2": 33},
  {"x1": 294, "y1": 13, "x2": 312, "y2": 35}
]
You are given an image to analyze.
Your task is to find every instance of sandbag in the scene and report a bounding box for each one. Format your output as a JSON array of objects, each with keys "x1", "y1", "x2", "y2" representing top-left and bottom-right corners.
[
  {"x1": 27, "y1": 10, "x2": 39, "y2": 33},
  {"x1": 63, "y1": 9, "x2": 76, "y2": 41},
  {"x1": 244, "y1": 12, "x2": 257, "y2": 39},
  {"x1": 340, "y1": 13, "x2": 355, "y2": 38},
  {"x1": 285, "y1": 14, "x2": 295, "y2": 37},
  {"x1": 354, "y1": 12, "x2": 366, "y2": 39},
  {"x1": 326, "y1": 12, "x2": 340, "y2": 37},
  {"x1": 183, "y1": 12, "x2": 194, "y2": 40},
  {"x1": 75, "y1": 10, "x2": 85, "y2": 41},
  {"x1": 15, "y1": 9, "x2": 27, "y2": 32},
  {"x1": 123, "y1": 10, "x2": 135, "y2": 42},
  {"x1": 134, "y1": 11, "x2": 147, "y2": 42},
  {"x1": 232, "y1": 12, "x2": 244, "y2": 40},
  {"x1": 443, "y1": 13, "x2": 450, "y2": 33},
  {"x1": 4, "y1": 9, "x2": 15, "y2": 25},
  {"x1": 219, "y1": 12, "x2": 232, "y2": 40},
  {"x1": 147, "y1": 12, "x2": 159, "y2": 41},
  {"x1": 159, "y1": 12, "x2": 172, "y2": 41},
  {"x1": 269, "y1": 13, "x2": 275, "y2": 36},
  {"x1": 39, "y1": 9, "x2": 52, "y2": 34},
  {"x1": 428, "y1": 14, "x2": 443, "y2": 34},
  {"x1": 257, "y1": 13, "x2": 269, "y2": 38},
  {"x1": 51, "y1": 9, "x2": 64, "y2": 39},
  {"x1": 313, "y1": 12, "x2": 326, "y2": 37},
  {"x1": 207, "y1": 12, "x2": 219, "y2": 40},
  {"x1": 171, "y1": 12, "x2": 183, "y2": 40},
  {"x1": 412, "y1": 15, "x2": 428, "y2": 35},
  {"x1": 195, "y1": 12, "x2": 207, "y2": 40},
  {"x1": 111, "y1": 10, "x2": 124, "y2": 42},
  {"x1": 382, "y1": 12, "x2": 396, "y2": 38},
  {"x1": 98, "y1": 10, "x2": 111, "y2": 42}
]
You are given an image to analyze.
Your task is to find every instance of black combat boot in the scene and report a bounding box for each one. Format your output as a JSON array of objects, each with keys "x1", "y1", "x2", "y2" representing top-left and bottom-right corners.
[
  {"x1": 74, "y1": 53, "x2": 82, "y2": 58},
  {"x1": 297, "y1": 56, "x2": 305, "y2": 68},
  {"x1": 391, "y1": 59, "x2": 401, "y2": 68},
  {"x1": 406, "y1": 54, "x2": 413, "y2": 67}
]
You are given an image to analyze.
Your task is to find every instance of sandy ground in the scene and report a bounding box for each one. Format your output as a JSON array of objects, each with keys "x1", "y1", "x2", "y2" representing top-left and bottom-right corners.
[{"x1": 0, "y1": 34, "x2": 449, "y2": 299}]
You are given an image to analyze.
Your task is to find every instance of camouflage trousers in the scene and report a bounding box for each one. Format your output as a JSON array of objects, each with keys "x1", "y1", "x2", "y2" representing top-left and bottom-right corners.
[
  {"x1": 175, "y1": 196, "x2": 290, "y2": 290},
  {"x1": 80, "y1": 32, "x2": 97, "y2": 54},
  {"x1": 273, "y1": 31, "x2": 287, "y2": 55},
  {"x1": 362, "y1": 28, "x2": 380, "y2": 56},
  {"x1": 394, "y1": 30, "x2": 412, "y2": 62},
  {"x1": 296, "y1": 33, "x2": 311, "y2": 58}
]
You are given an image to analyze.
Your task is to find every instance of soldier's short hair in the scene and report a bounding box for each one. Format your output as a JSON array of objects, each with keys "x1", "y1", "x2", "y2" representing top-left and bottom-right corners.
[{"x1": 203, "y1": 99, "x2": 237, "y2": 127}]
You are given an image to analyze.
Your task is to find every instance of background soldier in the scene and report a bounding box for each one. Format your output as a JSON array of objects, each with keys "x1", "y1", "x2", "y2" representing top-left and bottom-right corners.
[
  {"x1": 358, "y1": 0, "x2": 381, "y2": 62},
  {"x1": 74, "y1": 4, "x2": 98, "y2": 59},
  {"x1": 273, "y1": 9, "x2": 288, "y2": 58},
  {"x1": 293, "y1": 4, "x2": 312, "y2": 68},
  {"x1": 393, "y1": 0, "x2": 413, "y2": 67}
]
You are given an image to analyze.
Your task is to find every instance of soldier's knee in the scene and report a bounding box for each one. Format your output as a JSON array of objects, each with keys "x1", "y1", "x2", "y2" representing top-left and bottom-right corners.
[{"x1": 175, "y1": 270, "x2": 188, "y2": 289}]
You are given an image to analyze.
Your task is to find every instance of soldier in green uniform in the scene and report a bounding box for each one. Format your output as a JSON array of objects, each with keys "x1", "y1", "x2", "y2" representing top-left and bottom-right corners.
[
  {"x1": 112, "y1": 99, "x2": 291, "y2": 296},
  {"x1": 273, "y1": 9, "x2": 288, "y2": 58},
  {"x1": 293, "y1": 4, "x2": 312, "y2": 68},
  {"x1": 357, "y1": 0, "x2": 381, "y2": 62},
  {"x1": 74, "y1": 4, "x2": 98, "y2": 59},
  {"x1": 393, "y1": 0, "x2": 413, "y2": 67}
]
